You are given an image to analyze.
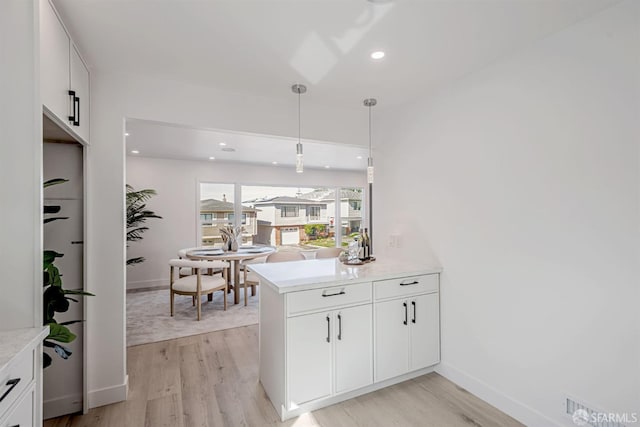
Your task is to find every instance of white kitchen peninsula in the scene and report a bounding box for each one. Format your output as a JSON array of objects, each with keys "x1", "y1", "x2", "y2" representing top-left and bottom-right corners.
[{"x1": 250, "y1": 258, "x2": 442, "y2": 421}]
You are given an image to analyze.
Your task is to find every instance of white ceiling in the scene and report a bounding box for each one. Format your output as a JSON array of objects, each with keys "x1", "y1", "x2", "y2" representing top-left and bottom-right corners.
[
  {"x1": 54, "y1": 0, "x2": 618, "y2": 107},
  {"x1": 125, "y1": 119, "x2": 369, "y2": 170}
]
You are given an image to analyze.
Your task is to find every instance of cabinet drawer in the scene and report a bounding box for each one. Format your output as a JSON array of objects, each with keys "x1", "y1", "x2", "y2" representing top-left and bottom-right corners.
[
  {"x1": 2, "y1": 386, "x2": 34, "y2": 427},
  {"x1": 287, "y1": 282, "x2": 372, "y2": 316},
  {"x1": 0, "y1": 347, "x2": 34, "y2": 417},
  {"x1": 374, "y1": 274, "x2": 438, "y2": 301}
]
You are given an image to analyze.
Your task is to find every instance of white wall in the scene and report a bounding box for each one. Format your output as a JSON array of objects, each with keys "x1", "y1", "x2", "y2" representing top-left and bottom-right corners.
[
  {"x1": 86, "y1": 71, "x2": 365, "y2": 407},
  {"x1": 0, "y1": 0, "x2": 41, "y2": 330},
  {"x1": 375, "y1": 1, "x2": 639, "y2": 425},
  {"x1": 125, "y1": 156, "x2": 365, "y2": 289}
]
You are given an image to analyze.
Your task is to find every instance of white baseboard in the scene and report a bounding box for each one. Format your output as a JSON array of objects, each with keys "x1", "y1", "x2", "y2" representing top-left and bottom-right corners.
[
  {"x1": 126, "y1": 278, "x2": 166, "y2": 291},
  {"x1": 87, "y1": 375, "x2": 128, "y2": 409},
  {"x1": 43, "y1": 393, "x2": 83, "y2": 419},
  {"x1": 435, "y1": 362, "x2": 562, "y2": 427}
]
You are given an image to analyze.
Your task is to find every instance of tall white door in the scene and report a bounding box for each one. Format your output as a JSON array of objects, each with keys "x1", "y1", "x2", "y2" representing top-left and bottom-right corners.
[
  {"x1": 335, "y1": 304, "x2": 372, "y2": 394},
  {"x1": 374, "y1": 299, "x2": 409, "y2": 382},
  {"x1": 410, "y1": 293, "x2": 440, "y2": 371},
  {"x1": 287, "y1": 311, "x2": 332, "y2": 407}
]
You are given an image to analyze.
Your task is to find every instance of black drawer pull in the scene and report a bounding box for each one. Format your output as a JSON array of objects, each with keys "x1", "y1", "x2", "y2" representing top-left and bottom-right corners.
[
  {"x1": 337, "y1": 313, "x2": 342, "y2": 340},
  {"x1": 0, "y1": 378, "x2": 21, "y2": 403},
  {"x1": 75, "y1": 95, "x2": 80, "y2": 126},
  {"x1": 400, "y1": 280, "x2": 419, "y2": 286},
  {"x1": 322, "y1": 290, "x2": 345, "y2": 297},
  {"x1": 412, "y1": 301, "x2": 416, "y2": 323}
]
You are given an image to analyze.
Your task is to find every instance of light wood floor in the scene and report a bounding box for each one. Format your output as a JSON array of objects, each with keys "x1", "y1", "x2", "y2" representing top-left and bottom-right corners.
[{"x1": 45, "y1": 325, "x2": 523, "y2": 427}]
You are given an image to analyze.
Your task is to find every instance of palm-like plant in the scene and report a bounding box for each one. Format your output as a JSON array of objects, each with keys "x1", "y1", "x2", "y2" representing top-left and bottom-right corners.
[{"x1": 126, "y1": 185, "x2": 162, "y2": 265}]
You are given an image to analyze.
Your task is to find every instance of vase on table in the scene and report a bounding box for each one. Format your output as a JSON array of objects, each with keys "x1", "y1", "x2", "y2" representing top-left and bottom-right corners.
[{"x1": 230, "y1": 239, "x2": 238, "y2": 252}]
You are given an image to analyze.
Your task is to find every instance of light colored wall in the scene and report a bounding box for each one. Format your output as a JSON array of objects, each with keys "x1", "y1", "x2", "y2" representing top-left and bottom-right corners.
[
  {"x1": 125, "y1": 156, "x2": 364, "y2": 289},
  {"x1": 88, "y1": 70, "x2": 365, "y2": 407},
  {"x1": 375, "y1": 1, "x2": 639, "y2": 425},
  {"x1": 0, "y1": 0, "x2": 41, "y2": 330}
]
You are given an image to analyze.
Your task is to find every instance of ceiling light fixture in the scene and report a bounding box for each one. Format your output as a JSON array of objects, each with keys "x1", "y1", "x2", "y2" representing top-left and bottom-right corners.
[
  {"x1": 272, "y1": 161, "x2": 278, "y2": 165},
  {"x1": 209, "y1": 156, "x2": 215, "y2": 160},
  {"x1": 124, "y1": 132, "x2": 130, "y2": 137},
  {"x1": 371, "y1": 51, "x2": 385, "y2": 60},
  {"x1": 364, "y1": 98, "x2": 377, "y2": 184},
  {"x1": 324, "y1": 165, "x2": 331, "y2": 169},
  {"x1": 219, "y1": 142, "x2": 227, "y2": 146},
  {"x1": 131, "y1": 150, "x2": 139, "y2": 154},
  {"x1": 292, "y1": 83, "x2": 307, "y2": 173},
  {"x1": 356, "y1": 155, "x2": 363, "y2": 160}
]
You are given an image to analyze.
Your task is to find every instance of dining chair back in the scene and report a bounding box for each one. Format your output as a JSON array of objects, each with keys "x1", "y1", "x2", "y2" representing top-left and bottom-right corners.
[
  {"x1": 169, "y1": 259, "x2": 229, "y2": 320},
  {"x1": 315, "y1": 247, "x2": 344, "y2": 259}
]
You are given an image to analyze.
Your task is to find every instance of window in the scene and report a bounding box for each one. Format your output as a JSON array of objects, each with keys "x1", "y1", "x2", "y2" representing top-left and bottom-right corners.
[
  {"x1": 281, "y1": 206, "x2": 299, "y2": 218},
  {"x1": 200, "y1": 213, "x2": 213, "y2": 225},
  {"x1": 227, "y1": 213, "x2": 247, "y2": 225},
  {"x1": 199, "y1": 182, "x2": 235, "y2": 246},
  {"x1": 308, "y1": 206, "x2": 321, "y2": 220},
  {"x1": 349, "y1": 200, "x2": 361, "y2": 211}
]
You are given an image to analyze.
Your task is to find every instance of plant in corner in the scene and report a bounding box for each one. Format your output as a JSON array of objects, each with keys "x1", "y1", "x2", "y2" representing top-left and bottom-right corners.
[
  {"x1": 43, "y1": 178, "x2": 94, "y2": 368},
  {"x1": 126, "y1": 184, "x2": 162, "y2": 265}
]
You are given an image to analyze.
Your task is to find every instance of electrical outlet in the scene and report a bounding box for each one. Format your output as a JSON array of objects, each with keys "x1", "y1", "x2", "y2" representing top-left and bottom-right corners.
[{"x1": 388, "y1": 234, "x2": 400, "y2": 248}]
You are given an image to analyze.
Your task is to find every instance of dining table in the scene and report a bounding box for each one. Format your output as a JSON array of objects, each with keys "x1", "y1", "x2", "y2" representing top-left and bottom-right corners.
[{"x1": 185, "y1": 245, "x2": 276, "y2": 304}]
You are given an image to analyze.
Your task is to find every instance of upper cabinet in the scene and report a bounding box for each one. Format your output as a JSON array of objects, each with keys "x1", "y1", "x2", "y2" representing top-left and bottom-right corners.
[{"x1": 40, "y1": 0, "x2": 90, "y2": 143}]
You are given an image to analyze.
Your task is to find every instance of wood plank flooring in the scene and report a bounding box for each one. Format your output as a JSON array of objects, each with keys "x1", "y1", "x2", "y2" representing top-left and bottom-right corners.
[{"x1": 44, "y1": 325, "x2": 523, "y2": 427}]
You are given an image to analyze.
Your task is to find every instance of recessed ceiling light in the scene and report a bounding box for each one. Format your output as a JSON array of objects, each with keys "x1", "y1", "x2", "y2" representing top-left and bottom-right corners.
[
  {"x1": 324, "y1": 165, "x2": 331, "y2": 169},
  {"x1": 219, "y1": 142, "x2": 227, "y2": 146},
  {"x1": 124, "y1": 132, "x2": 130, "y2": 137},
  {"x1": 371, "y1": 51, "x2": 385, "y2": 60},
  {"x1": 209, "y1": 156, "x2": 215, "y2": 160},
  {"x1": 272, "y1": 161, "x2": 278, "y2": 165},
  {"x1": 131, "y1": 150, "x2": 139, "y2": 154},
  {"x1": 356, "y1": 155, "x2": 363, "y2": 159}
]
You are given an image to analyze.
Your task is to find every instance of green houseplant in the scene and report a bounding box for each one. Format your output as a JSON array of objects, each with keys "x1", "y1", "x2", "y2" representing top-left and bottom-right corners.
[
  {"x1": 43, "y1": 178, "x2": 93, "y2": 368},
  {"x1": 126, "y1": 185, "x2": 162, "y2": 265}
]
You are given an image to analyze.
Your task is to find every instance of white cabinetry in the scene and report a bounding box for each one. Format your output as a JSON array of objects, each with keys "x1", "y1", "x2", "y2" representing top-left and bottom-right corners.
[
  {"x1": 374, "y1": 275, "x2": 440, "y2": 382},
  {"x1": 286, "y1": 285, "x2": 373, "y2": 409},
  {"x1": 254, "y1": 259, "x2": 440, "y2": 421},
  {"x1": 0, "y1": 328, "x2": 48, "y2": 427},
  {"x1": 40, "y1": 0, "x2": 90, "y2": 143}
]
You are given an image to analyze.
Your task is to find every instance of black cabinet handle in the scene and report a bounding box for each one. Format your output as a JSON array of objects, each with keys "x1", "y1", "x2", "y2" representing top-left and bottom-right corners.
[
  {"x1": 68, "y1": 90, "x2": 76, "y2": 124},
  {"x1": 403, "y1": 302, "x2": 408, "y2": 325},
  {"x1": 337, "y1": 313, "x2": 342, "y2": 340},
  {"x1": 75, "y1": 95, "x2": 80, "y2": 126},
  {"x1": 400, "y1": 280, "x2": 419, "y2": 286},
  {"x1": 412, "y1": 301, "x2": 416, "y2": 323},
  {"x1": 0, "y1": 378, "x2": 20, "y2": 403},
  {"x1": 326, "y1": 315, "x2": 330, "y2": 343},
  {"x1": 322, "y1": 290, "x2": 345, "y2": 297}
]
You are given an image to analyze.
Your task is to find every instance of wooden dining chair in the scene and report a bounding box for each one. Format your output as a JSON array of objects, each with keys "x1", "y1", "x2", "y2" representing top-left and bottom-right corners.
[
  {"x1": 240, "y1": 256, "x2": 268, "y2": 306},
  {"x1": 169, "y1": 259, "x2": 229, "y2": 320}
]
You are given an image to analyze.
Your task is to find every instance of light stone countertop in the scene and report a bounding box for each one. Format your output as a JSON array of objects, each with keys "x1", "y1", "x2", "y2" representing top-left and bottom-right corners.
[
  {"x1": 249, "y1": 258, "x2": 441, "y2": 294},
  {"x1": 0, "y1": 327, "x2": 49, "y2": 375}
]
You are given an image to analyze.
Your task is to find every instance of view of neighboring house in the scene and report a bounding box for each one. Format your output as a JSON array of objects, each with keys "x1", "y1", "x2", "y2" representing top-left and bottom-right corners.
[
  {"x1": 302, "y1": 188, "x2": 363, "y2": 236},
  {"x1": 248, "y1": 196, "x2": 329, "y2": 245},
  {"x1": 200, "y1": 197, "x2": 258, "y2": 246}
]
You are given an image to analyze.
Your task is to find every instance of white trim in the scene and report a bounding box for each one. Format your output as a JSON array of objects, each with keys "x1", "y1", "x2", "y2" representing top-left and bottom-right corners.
[
  {"x1": 43, "y1": 393, "x2": 83, "y2": 419},
  {"x1": 87, "y1": 375, "x2": 128, "y2": 409},
  {"x1": 435, "y1": 362, "x2": 562, "y2": 427}
]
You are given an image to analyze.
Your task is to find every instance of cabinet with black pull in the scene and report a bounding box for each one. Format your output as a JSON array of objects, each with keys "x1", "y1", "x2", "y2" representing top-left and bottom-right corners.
[
  {"x1": 373, "y1": 275, "x2": 440, "y2": 383},
  {"x1": 41, "y1": 0, "x2": 90, "y2": 143}
]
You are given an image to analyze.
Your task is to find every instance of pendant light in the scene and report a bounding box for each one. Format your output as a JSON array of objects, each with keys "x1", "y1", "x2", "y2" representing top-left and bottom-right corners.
[
  {"x1": 292, "y1": 84, "x2": 307, "y2": 173},
  {"x1": 363, "y1": 98, "x2": 377, "y2": 184}
]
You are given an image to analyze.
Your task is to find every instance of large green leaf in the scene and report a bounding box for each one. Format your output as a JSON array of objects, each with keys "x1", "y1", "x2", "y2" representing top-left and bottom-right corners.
[{"x1": 46, "y1": 323, "x2": 76, "y2": 343}]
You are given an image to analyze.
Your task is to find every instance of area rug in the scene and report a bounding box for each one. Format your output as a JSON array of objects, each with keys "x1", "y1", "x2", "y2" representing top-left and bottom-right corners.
[{"x1": 126, "y1": 287, "x2": 259, "y2": 347}]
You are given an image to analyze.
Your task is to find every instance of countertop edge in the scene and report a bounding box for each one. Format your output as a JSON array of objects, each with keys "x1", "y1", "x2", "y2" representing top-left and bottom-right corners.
[{"x1": 0, "y1": 326, "x2": 49, "y2": 374}]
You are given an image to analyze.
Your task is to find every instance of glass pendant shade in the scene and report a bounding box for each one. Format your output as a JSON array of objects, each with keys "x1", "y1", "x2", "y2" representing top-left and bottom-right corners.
[
  {"x1": 367, "y1": 158, "x2": 374, "y2": 184},
  {"x1": 296, "y1": 142, "x2": 304, "y2": 173}
]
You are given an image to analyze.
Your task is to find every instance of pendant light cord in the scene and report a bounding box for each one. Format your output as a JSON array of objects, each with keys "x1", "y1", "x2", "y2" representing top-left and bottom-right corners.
[
  {"x1": 298, "y1": 91, "x2": 301, "y2": 145},
  {"x1": 368, "y1": 104, "x2": 372, "y2": 158}
]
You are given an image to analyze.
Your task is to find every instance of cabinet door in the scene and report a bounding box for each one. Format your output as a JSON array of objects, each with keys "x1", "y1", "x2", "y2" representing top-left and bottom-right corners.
[
  {"x1": 4, "y1": 386, "x2": 35, "y2": 427},
  {"x1": 335, "y1": 304, "x2": 372, "y2": 394},
  {"x1": 287, "y1": 312, "x2": 332, "y2": 407},
  {"x1": 409, "y1": 293, "x2": 440, "y2": 371},
  {"x1": 70, "y1": 43, "x2": 90, "y2": 142},
  {"x1": 40, "y1": 0, "x2": 70, "y2": 122},
  {"x1": 374, "y1": 299, "x2": 409, "y2": 382}
]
